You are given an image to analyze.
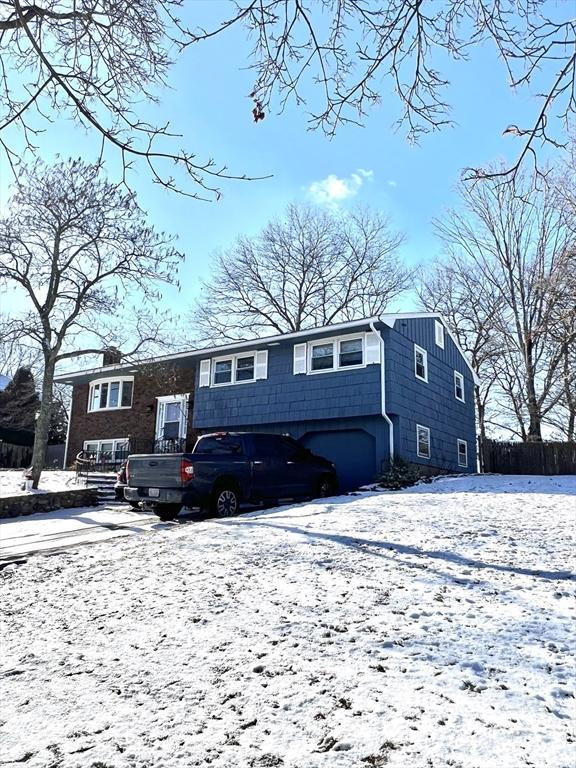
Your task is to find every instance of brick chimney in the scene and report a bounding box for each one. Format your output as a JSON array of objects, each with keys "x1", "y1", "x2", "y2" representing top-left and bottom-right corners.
[{"x1": 102, "y1": 347, "x2": 122, "y2": 366}]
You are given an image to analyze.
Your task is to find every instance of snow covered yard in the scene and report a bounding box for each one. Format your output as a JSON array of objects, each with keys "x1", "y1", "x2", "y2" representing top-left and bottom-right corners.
[
  {"x1": 0, "y1": 470, "x2": 82, "y2": 497},
  {"x1": 0, "y1": 475, "x2": 574, "y2": 768}
]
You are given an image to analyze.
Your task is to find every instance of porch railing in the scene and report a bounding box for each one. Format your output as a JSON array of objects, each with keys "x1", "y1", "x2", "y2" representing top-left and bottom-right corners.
[{"x1": 76, "y1": 438, "x2": 190, "y2": 474}]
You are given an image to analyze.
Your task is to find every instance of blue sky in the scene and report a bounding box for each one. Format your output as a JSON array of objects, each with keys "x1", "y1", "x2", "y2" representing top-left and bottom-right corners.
[{"x1": 0, "y1": 2, "x2": 561, "y2": 321}]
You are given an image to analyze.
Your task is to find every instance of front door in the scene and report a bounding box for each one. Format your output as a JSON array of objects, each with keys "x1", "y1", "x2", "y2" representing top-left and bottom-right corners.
[{"x1": 155, "y1": 395, "x2": 189, "y2": 452}]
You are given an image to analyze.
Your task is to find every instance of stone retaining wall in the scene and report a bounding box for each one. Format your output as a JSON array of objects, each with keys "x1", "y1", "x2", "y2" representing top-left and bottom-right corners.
[{"x1": 0, "y1": 488, "x2": 99, "y2": 519}]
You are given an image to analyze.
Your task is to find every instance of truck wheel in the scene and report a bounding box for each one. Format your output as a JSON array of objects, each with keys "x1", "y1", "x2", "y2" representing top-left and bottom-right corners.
[
  {"x1": 316, "y1": 476, "x2": 336, "y2": 499},
  {"x1": 128, "y1": 501, "x2": 141, "y2": 510},
  {"x1": 211, "y1": 486, "x2": 239, "y2": 517},
  {"x1": 156, "y1": 504, "x2": 181, "y2": 522}
]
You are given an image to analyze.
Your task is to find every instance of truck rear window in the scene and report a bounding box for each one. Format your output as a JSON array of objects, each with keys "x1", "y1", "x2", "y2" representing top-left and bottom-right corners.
[{"x1": 194, "y1": 436, "x2": 243, "y2": 454}]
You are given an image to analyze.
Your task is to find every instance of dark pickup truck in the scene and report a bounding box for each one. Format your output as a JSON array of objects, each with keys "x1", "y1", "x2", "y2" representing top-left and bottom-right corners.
[{"x1": 124, "y1": 432, "x2": 338, "y2": 521}]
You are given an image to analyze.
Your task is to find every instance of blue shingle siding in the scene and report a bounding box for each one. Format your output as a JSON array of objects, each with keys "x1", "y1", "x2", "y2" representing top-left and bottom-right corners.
[
  {"x1": 193, "y1": 338, "x2": 382, "y2": 429},
  {"x1": 190, "y1": 315, "x2": 477, "y2": 482},
  {"x1": 383, "y1": 318, "x2": 476, "y2": 471}
]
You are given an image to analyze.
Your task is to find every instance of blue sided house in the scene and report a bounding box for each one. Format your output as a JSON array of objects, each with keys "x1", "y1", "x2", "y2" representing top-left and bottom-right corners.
[
  {"x1": 192, "y1": 313, "x2": 478, "y2": 491},
  {"x1": 58, "y1": 313, "x2": 478, "y2": 491}
]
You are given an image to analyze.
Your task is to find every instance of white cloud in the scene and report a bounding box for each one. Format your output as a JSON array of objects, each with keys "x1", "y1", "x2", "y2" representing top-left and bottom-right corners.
[
  {"x1": 387, "y1": 179, "x2": 397, "y2": 188},
  {"x1": 306, "y1": 169, "x2": 374, "y2": 207}
]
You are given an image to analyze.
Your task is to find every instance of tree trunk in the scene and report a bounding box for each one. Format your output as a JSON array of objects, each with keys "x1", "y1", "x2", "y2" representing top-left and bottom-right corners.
[
  {"x1": 31, "y1": 357, "x2": 56, "y2": 489},
  {"x1": 524, "y1": 338, "x2": 543, "y2": 442},
  {"x1": 475, "y1": 385, "x2": 486, "y2": 471}
]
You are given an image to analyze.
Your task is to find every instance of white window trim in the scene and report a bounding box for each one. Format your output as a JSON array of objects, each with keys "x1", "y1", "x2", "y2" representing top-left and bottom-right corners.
[
  {"x1": 454, "y1": 371, "x2": 465, "y2": 402},
  {"x1": 416, "y1": 424, "x2": 431, "y2": 459},
  {"x1": 155, "y1": 394, "x2": 189, "y2": 441},
  {"x1": 307, "y1": 333, "x2": 368, "y2": 375},
  {"x1": 87, "y1": 376, "x2": 134, "y2": 413},
  {"x1": 83, "y1": 437, "x2": 130, "y2": 460},
  {"x1": 457, "y1": 439, "x2": 468, "y2": 467},
  {"x1": 414, "y1": 344, "x2": 428, "y2": 383},
  {"x1": 435, "y1": 320, "x2": 445, "y2": 348},
  {"x1": 211, "y1": 352, "x2": 256, "y2": 387}
]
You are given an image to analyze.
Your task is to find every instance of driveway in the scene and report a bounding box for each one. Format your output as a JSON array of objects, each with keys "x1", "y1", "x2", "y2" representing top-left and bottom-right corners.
[{"x1": 0, "y1": 504, "x2": 173, "y2": 565}]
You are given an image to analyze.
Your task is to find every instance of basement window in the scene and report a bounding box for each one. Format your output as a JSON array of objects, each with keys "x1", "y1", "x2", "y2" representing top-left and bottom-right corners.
[
  {"x1": 417, "y1": 425, "x2": 431, "y2": 459},
  {"x1": 458, "y1": 439, "x2": 468, "y2": 467},
  {"x1": 83, "y1": 438, "x2": 129, "y2": 462}
]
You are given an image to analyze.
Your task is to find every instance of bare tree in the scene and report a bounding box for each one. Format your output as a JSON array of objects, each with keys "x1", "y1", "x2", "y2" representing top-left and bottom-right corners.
[
  {"x1": 419, "y1": 256, "x2": 503, "y2": 449},
  {"x1": 191, "y1": 203, "x2": 410, "y2": 343},
  {"x1": 1, "y1": 2, "x2": 574, "y2": 196},
  {"x1": 433, "y1": 168, "x2": 575, "y2": 441},
  {"x1": 542, "y1": 247, "x2": 576, "y2": 440},
  {"x1": 0, "y1": 158, "x2": 183, "y2": 486}
]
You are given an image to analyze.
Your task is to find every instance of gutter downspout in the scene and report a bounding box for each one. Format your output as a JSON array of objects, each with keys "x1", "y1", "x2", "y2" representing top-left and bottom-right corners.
[{"x1": 370, "y1": 321, "x2": 395, "y2": 464}]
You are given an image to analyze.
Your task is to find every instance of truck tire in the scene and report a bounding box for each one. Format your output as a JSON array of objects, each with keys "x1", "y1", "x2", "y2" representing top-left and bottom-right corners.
[
  {"x1": 211, "y1": 485, "x2": 239, "y2": 517},
  {"x1": 316, "y1": 476, "x2": 337, "y2": 499},
  {"x1": 155, "y1": 504, "x2": 181, "y2": 522}
]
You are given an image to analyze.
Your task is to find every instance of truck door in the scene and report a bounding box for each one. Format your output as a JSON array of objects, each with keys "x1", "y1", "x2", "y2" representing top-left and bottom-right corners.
[
  {"x1": 250, "y1": 435, "x2": 314, "y2": 498},
  {"x1": 250, "y1": 435, "x2": 291, "y2": 499}
]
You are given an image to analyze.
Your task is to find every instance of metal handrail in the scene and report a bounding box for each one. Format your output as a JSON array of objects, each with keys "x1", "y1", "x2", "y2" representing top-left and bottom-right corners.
[{"x1": 75, "y1": 450, "x2": 95, "y2": 484}]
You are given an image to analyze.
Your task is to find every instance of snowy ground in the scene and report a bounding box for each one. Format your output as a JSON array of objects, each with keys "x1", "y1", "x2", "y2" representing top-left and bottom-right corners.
[
  {"x1": 0, "y1": 474, "x2": 574, "y2": 768},
  {"x1": 0, "y1": 470, "x2": 82, "y2": 497}
]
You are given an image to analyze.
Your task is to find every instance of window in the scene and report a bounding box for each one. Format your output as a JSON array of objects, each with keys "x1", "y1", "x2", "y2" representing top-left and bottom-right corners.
[
  {"x1": 308, "y1": 335, "x2": 365, "y2": 373},
  {"x1": 435, "y1": 320, "x2": 444, "y2": 348},
  {"x1": 311, "y1": 343, "x2": 334, "y2": 371},
  {"x1": 213, "y1": 359, "x2": 233, "y2": 385},
  {"x1": 454, "y1": 371, "x2": 465, "y2": 402},
  {"x1": 88, "y1": 378, "x2": 133, "y2": 412},
  {"x1": 194, "y1": 435, "x2": 244, "y2": 454},
  {"x1": 414, "y1": 345, "x2": 428, "y2": 382},
  {"x1": 416, "y1": 425, "x2": 431, "y2": 459},
  {"x1": 210, "y1": 353, "x2": 263, "y2": 386},
  {"x1": 294, "y1": 332, "x2": 379, "y2": 375},
  {"x1": 339, "y1": 338, "x2": 363, "y2": 367},
  {"x1": 252, "y1": 434, "x2": 302, "y2": 459},
  {"x1": 457, "y1": 439, "x2": 468, "y2": 467},
  {"x1": 83, "y1": 438, "x2": 129, "y2": 462},
  {"x1": 236, "y1": 356, "x2": 255, "y2": 382},
  {"x1": 162, "y1": 402, "x2": 182, "y2": 439}
]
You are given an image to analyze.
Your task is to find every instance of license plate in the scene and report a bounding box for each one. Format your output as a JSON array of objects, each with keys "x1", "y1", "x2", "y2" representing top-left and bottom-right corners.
[{"x1": 148, "y1": 488, "x2": 160, "y2": 498}]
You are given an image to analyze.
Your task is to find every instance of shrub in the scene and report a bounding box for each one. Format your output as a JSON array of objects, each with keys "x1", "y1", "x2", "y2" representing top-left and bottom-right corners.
[{"x1": 377, "y1": 458, "x2": 429, "y2": 490}]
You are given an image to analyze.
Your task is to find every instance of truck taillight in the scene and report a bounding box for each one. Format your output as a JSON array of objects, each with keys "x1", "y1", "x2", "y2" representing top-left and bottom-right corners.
[{"x1": 180, "y1": 458, "x2": 194, "y2": 483}]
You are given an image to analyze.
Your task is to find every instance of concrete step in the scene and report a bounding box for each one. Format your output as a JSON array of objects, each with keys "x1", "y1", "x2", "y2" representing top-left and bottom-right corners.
[{"x1": 84, "y1": 473, "x2": 117, "y2": 482}]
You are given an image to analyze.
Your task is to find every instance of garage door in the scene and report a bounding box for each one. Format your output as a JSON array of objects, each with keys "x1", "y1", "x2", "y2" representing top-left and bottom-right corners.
[{"x1": 300, "y1": 429, "x2": 376, "y2": 492}]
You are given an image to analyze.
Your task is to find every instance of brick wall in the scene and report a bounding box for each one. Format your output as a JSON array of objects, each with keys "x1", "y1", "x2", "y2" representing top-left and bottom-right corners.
[{"x1": 66, "y1": 364, "x2": 197, "y2": 466}]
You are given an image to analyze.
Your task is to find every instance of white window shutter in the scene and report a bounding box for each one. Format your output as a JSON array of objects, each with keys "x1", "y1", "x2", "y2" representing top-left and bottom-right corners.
[
  {"x1": 255, "y1": 350, "x2": 268, "y2": 380},
  {"x1": 293, "y1": 343, "x2": 307, "y2": 374},
  {"x1": 199, "y1": 359, "x2": 211, "y2": 387},
  {"x1": 365, "y1": 332, "x2": 381, "y2": 364}
]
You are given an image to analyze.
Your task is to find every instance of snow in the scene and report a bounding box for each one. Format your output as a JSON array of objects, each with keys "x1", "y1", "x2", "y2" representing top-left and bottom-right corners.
[
  {"x1": 0, "y1": 504, "x2": 160, "y2": 560},
  {"x1": 0, "y1": 469, "x2": 83, "y2": 497},
  {"x1": 1, "y1": 474, "x2": 575, "y2": 768}
]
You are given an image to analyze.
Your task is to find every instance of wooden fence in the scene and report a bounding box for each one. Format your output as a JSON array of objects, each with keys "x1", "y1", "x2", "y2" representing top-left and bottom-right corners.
[
  {"x1": 0, "y1": 441, "x2": 33, "y2": 469},
  {"x1": 0, "y1": 427, "x2": 34, "y2": 469},
  {"x1": 481, "y1": 439, "x2": 576, "y2": 475}
]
